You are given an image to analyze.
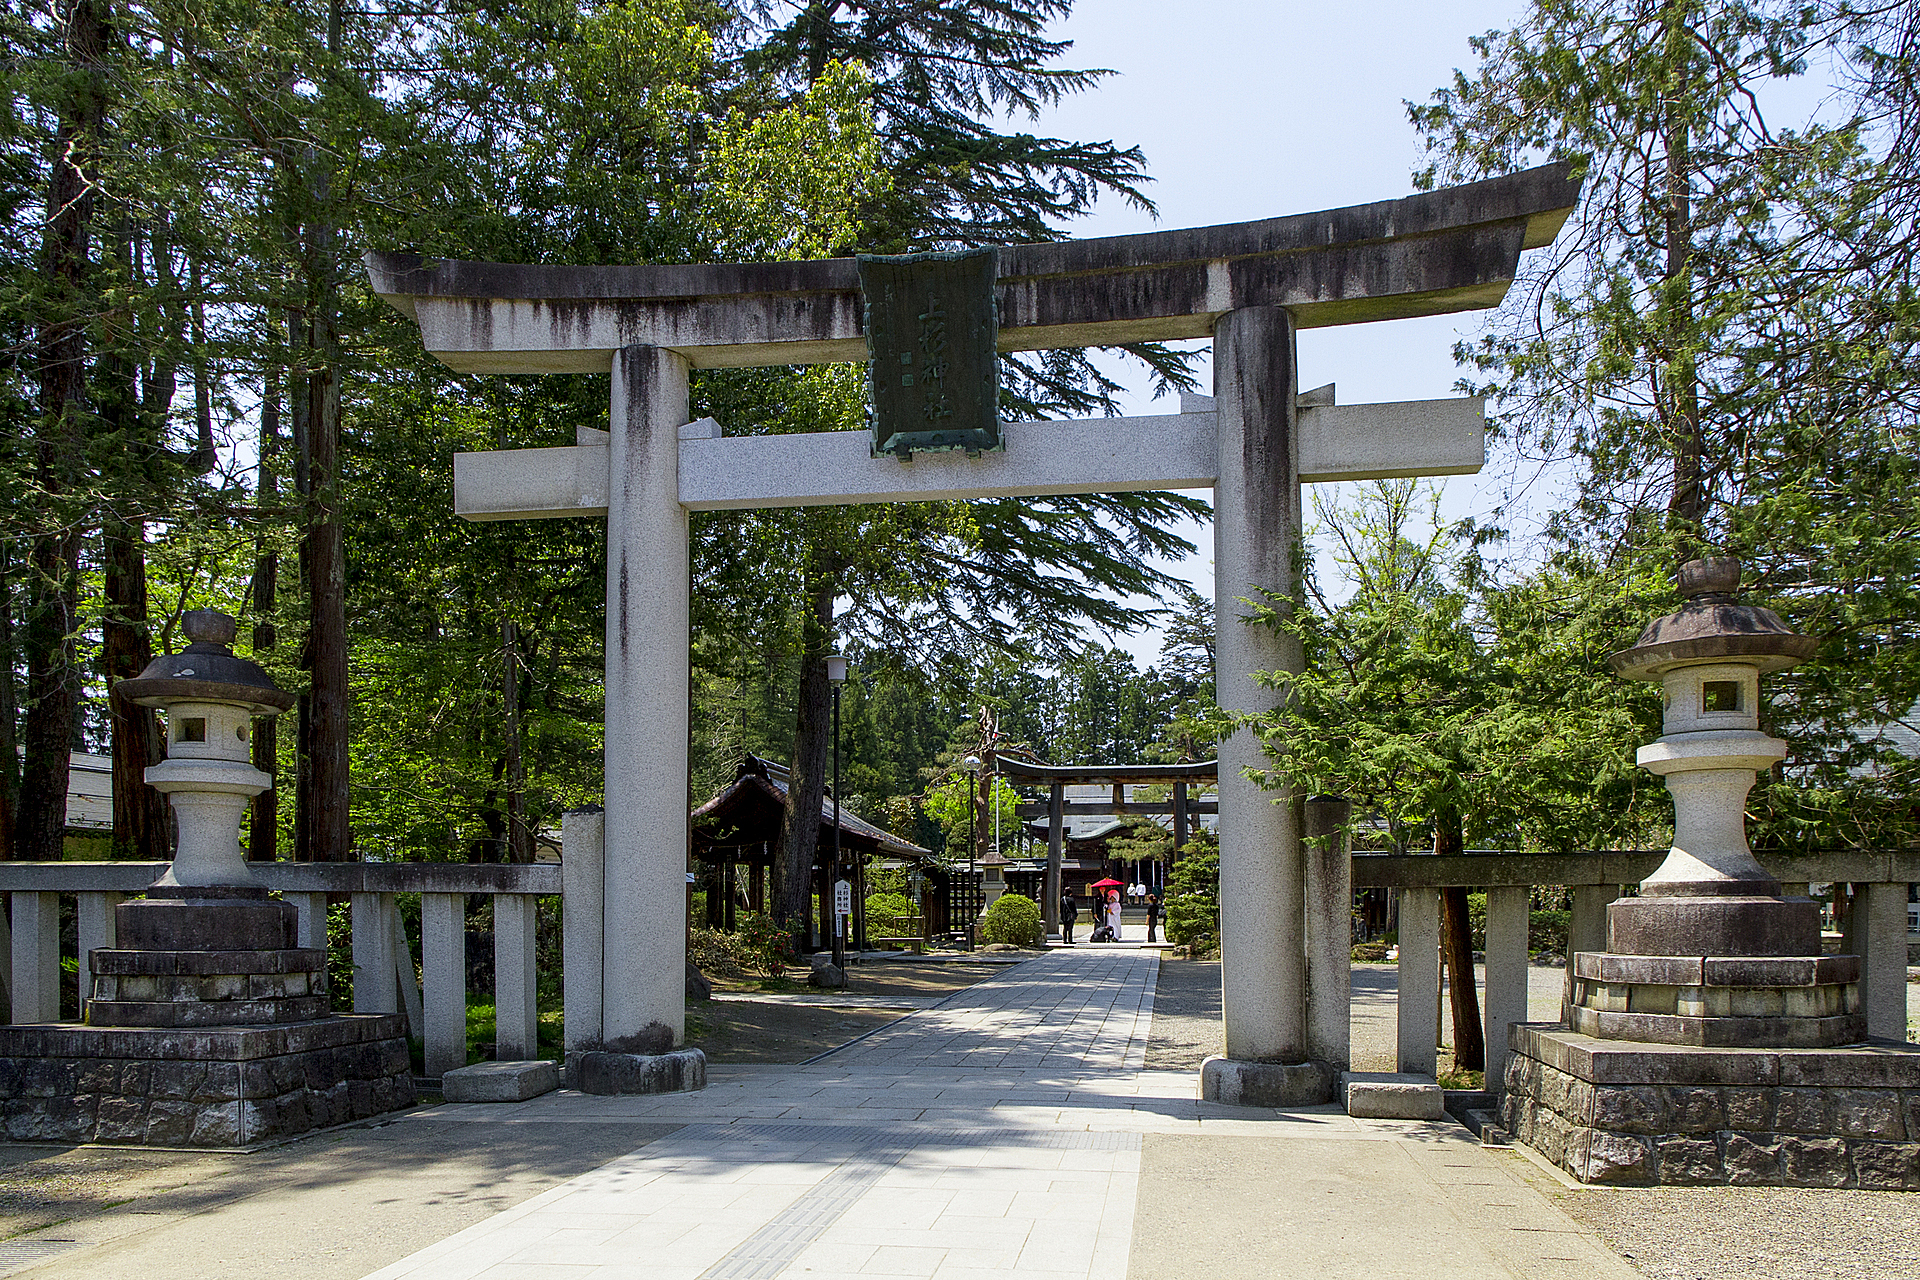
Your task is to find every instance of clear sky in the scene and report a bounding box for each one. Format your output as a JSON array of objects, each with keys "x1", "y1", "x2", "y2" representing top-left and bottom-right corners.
[{"x1": 1018, "y1": 0, "x2": 1560, "y2": 664}]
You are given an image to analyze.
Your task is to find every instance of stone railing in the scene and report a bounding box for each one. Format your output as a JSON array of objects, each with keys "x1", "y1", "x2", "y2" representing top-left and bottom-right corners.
[
  {"x1": 1352, "y1": 849, "x2": 1917, "y2": 1085},
  {"x1": 0, "y1": 860, "x2": 560, "y2": 1079}
]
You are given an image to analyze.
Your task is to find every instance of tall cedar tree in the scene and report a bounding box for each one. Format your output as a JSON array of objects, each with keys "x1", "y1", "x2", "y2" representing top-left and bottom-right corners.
[
  {"x1": 738, "y1": 0, "x2": 1206, "y2": 938},
  {"x1": 1411, "y1": 0, "x2": 1920, "y2": 850},
  {"x1": 17, "y1": 0, "x2": 111, "y2": 862}
]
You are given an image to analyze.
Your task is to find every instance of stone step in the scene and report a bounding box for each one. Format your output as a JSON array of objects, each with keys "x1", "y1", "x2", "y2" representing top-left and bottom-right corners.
[
  {"x1": 441, "y1": 1059, "x2": 559, "y2": 1103},
  {"x1": 1340, "y1": 1071, "x2": 1444, "y2": 1120},
  {"x1": 1466, "y1": 1108, "x2": 1511, "y2": 1146}
]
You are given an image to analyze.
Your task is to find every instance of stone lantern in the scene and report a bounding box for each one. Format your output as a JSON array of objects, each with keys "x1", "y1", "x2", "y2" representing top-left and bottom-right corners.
[
  {"x1": 111, "y1": 610, "x2": 297, "y2": 952},
  {"x1": 1572, "y1": 557, "x2": 1861, "y2": 1048},
  {"x1": 1499, "y1": 557, "x2": 1920, "y2": 1189},
  {"x1": 0, "y1": 609, "x2": 414, "y2": 1148},
  {"x1": 978, "y1": 847, "x2": 1009, "y2": 913}
]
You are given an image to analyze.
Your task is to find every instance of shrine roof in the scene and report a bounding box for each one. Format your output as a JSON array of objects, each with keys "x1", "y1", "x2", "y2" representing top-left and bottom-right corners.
[{"x1": 690, "y1": 755, "x2": 930, "y2": 860}]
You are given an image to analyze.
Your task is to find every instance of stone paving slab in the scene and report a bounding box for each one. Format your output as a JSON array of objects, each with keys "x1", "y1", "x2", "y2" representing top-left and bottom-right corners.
[{"x1": 352, "y1": 949, "x2": 1633, "y2": 1280}]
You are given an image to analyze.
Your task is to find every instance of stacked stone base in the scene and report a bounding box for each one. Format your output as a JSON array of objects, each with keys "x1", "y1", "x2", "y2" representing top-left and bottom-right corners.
[
  {"x1": 1503, "y1": 1023, "x2": 1920, "y2": 1188},
  {"x1": 1569, "y1": 951, "x2": 1862, "y2": 1048},
  {"x1": 87, "y1": 948, "x2": 331, "y2": 1027},
  {"x1": 1200, "y1": 1056, "x2": 1334, "y2": 1107},
  {"x1": 0, "y1": 1015, "x2": 414, "y2": 1148}
]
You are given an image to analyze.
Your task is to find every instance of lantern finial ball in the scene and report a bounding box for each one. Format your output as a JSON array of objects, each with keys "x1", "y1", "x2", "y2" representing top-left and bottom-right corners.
[
  {"x1": 182, "y1": 609, "x2": 238, "y2": 650},
  {"x1": 1677, "y1": 556, "x2": 1741, "y2": 601}
]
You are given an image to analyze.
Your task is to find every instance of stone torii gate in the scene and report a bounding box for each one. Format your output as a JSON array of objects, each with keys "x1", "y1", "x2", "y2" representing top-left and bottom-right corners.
[{"x1": 366, "y1": 161, "x2": 1580, "y2": 1103}]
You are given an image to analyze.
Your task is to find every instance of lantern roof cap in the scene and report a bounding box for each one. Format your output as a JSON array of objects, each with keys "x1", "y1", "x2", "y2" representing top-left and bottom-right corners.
[
  {"x1": 1607, "y1": 557, "x2": 1815, "y2": 682},
  {"x1": 116, "y1": 610, "x2": 294, "y2": 714}
]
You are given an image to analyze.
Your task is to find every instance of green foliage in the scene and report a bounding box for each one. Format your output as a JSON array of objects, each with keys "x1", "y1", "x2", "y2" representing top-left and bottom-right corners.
[
  {"x1": 1410, "y1": 1, "x2": 1920, "y2": 850},
  {"x1": 864, "y1": 892, "x2": 914, "y2": 936},
  {"x1": 737, "y1": 911, "x2": 795, "y2": 978},
  {"x1": 1528, "y1": 909, "x2": 1571, "y2": 956},
  {"x1": 1107, "y1": 812, "x2": 1173, "y2": 866},
  {"x1": 327, "y1": 902, "x2": 356, "y2": 1012},
  {"x1": 1245, "y1": 482, "x2": 1663, "y2": 853},
  {"x1": 687, "y1": 927, "x2": 751, "y2": 981},
  {"x1": 1164, "y1": 834, "x2": 1220, "y2": 952},
  {"x1": 921, "y1": 768, "x2": 1020, "y2": 861},
  {"x1": 464, "y1": 999, "x2": 566, "y2": 1066},
  {"x1": 863, "y1": 857, "x2": 908, "y2": 899},
  {"x1": 979, "y1": 893, "x2": 1044, "y2": 947}
]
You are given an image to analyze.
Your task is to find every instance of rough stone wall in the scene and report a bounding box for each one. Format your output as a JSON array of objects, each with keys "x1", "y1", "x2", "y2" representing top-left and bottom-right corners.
[
  {"x1": 1503, "y1": 1049, "x2": 1920, "y2": 1188},
  {"x1": 0, "y1": 1035, "x2": 414, "y2": 1148}
]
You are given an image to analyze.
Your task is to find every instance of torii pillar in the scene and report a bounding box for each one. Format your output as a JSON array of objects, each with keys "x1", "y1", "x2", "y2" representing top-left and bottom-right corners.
[
  {"x1": 1210, "y1": 306, "x2": 1312, "y2": 1096},
  {"x1": 603, "y1": 346, "x2": 692, "y2": 1044}
]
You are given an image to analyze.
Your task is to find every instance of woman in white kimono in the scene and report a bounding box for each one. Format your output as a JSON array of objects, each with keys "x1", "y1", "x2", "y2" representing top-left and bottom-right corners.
[{"x1": 1105, "y1": 889, "x2": 1123, "y2": 942}]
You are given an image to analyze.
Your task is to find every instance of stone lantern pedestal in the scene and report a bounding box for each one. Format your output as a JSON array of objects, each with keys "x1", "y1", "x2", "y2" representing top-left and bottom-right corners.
[
  {"x1": 978, "y1": 849, "x2": 1009, "y2": 915},
  {"x1": 1502, "y1": 562, "x2": 1920, "y2": 1188},
  {"x1": 0, "y1": 612, "x2": 413, "y2": 1147}
]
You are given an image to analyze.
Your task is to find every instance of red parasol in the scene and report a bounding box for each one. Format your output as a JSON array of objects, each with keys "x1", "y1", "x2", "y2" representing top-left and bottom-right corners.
[{"x1": 1089, "y1": 877, "x2": 1124, "y2": 889}]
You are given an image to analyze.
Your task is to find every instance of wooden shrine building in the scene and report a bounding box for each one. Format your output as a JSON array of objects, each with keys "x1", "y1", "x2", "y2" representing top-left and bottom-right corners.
[{"x1": 690, "y1": 755, "x2": 935, "y2": 948}]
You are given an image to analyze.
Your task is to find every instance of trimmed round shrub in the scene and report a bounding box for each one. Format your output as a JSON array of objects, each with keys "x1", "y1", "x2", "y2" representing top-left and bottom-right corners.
[
  {"x1": 865, "y1": 891, "x2": 914, "y2": 936},
  {"x1": 979, "y1": 893, "x2": 1044, "y2": 948}
]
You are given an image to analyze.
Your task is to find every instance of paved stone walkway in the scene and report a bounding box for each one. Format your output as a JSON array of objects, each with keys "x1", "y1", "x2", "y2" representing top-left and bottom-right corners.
[{"x1": 360, "y1": 949, "x2": 1638, "y2": 1280}]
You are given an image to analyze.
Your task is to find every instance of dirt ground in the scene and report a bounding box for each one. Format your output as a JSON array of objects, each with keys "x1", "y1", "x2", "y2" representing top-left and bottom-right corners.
[
  {"x1": 0, "y1": 1119, "x2": 677, "y2": 1266},
  {"x1": 1143, "y1": 955, "x2": 1221, "y2": 1069},
  {"x1": 691, "y1": 956, "x2": 1011, "y2": 1064}
]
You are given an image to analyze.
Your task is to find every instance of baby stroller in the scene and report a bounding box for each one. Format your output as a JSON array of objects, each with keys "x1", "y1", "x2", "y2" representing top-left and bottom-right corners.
[{"x1": 1088, "y1": 923, "x2": 1117, "y2": 943}]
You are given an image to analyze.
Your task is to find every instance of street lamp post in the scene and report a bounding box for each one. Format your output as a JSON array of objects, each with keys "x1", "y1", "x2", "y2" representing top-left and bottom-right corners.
[
  {"x1": 962, "y1": 753, "x2": 982, "y2": 941},
  {"x1": 827, "y1": 654, "x2": 848, "y2": 972}
]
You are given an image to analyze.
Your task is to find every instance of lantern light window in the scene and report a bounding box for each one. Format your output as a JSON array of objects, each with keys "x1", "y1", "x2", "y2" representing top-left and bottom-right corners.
[{"x1": 1702, "y1": 680, "x2": 1743, "y2": 713}]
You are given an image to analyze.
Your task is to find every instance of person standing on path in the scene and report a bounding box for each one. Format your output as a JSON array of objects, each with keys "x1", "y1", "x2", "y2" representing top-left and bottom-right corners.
[
  {"x1": 1061, "y1": 889, "x2": 1078, "y2": 944},
  {"x1": 1145, "y1": 893, "x2": 1160, "y2": 943},
  {"x1": 1106, "y1": 888, "x2": 1122, "y2": 942}
]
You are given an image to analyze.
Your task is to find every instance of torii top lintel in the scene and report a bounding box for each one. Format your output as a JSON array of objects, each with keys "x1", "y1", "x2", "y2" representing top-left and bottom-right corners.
[{"x1": 365, "y1": 163, "x2": 1579, "y2": 375}]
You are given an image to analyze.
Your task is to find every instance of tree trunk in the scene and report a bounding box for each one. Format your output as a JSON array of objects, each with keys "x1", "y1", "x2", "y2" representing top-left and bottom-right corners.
[
  {"x1": 775, "y1": 581, "x2": 835, "y2": 944},
  {"x1": 301, "y1": 347, "x2": 350, "y2": 862},
  {"x1": 1436, "y1": 809, "x2": 1484, "y2": 1073},
  {"x1": 502, "y1": 610, "x2": 535, "y2": 863},
  {"x1": 98, "y1": 222, "x2": 170, "y2": 863},
  {"x1": 102, "y1": 514, "x2": 169, "y2": 859},
  {"x1": 1663, "y1": 23, "x2": 1703, "y2": 562},
  {"x1": 249, "y1": 350, "x2": 280, "y2": 860},
  {"x1": 293, "y1": 0, "x2": 350, "y2": 863},
  {"x1": 0, "y1": 548, "x2": 16, "y2": 858},
  {"x1": 18, "y1": 0, "x2": 111, "y2": 863}
]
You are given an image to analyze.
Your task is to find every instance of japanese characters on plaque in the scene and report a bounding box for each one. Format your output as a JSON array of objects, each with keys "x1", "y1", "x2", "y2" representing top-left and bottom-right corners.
[{"x1": 856, "y1": 248, "x2": 1002, "y2": 458}]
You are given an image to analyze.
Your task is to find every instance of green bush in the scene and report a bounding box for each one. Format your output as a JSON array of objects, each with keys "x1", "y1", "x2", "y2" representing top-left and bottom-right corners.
[
  {"x1": 865, "y1": 891, "x2": 914, "y2": 936},
  {"x1": 979, "y1": 894, "x2": 1044, "y2": 947},
  {"x1": 738, "y1": 912, "x2": 795, "y2": 977},
  {"x1": 1457, "y1": 893, "x2": 1569, "y2": 954},
  {"x1": 1164, "y1": 834, "x2": 1220, "y2": 952},
  {"x1": 687, "y1": 927, "x2": 752, "y2": 979},
  {"x1": 1528, "y1": 908, "x2": 1570, "y2": 955}
]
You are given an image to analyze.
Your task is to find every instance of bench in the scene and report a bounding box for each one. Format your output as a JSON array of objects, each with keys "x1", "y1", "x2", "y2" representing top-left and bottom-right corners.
[{"x1": 873, "y1": 936, "x2": 926, "y2": 954}]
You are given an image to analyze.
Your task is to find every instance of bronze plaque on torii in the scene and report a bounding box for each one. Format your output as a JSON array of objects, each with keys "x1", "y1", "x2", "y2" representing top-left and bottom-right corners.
[{"x1": 857, "y1": 248, "x2": 1001, "y2": 458}]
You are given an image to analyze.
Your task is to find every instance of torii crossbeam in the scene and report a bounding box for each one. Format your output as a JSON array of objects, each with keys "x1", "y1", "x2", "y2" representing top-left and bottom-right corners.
[{"x1": 367, "y1": 161, "x2": 1580, "y2": 1105}]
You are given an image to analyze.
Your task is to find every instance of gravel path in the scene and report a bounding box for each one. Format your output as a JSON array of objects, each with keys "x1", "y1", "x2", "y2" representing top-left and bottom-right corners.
[
  {"x1": 1543, "y1": 1181, "x2": 1920, "y2": 1280},
  {"x1": 1142, "y1": 955, "x2": 1221, "y2": 1068}
]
